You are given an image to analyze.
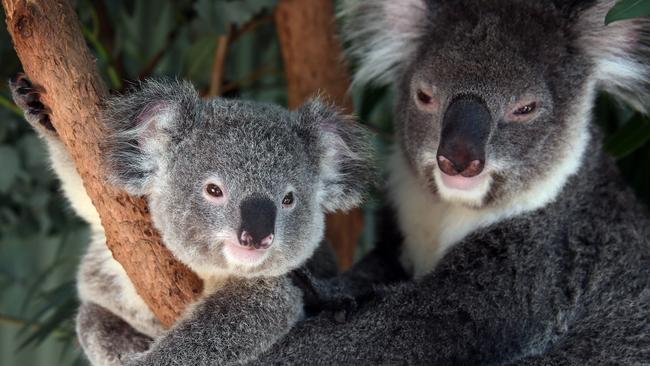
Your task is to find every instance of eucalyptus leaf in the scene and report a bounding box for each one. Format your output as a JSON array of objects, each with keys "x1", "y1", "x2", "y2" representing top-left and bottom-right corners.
[
  {"x1": 184, "y1": 35, "x2": 218, "y2": 81},
  {"x1": 118, "y1": 0, "x2": 177, "y2": 75},
  {"x1": 0, "y1": 145, "x2": 21, "y2": 193},
  {"x1": 17, "y1": 297, "x2": 77, "y2": 350},
  {"x1": 194, "y1": 0, "x2": 278, "y2": 35},
  {"x1": 605, "y1": 0, "x2": 650, "y2": 24},
  {"x1": 605, "y1": 114, "x2": 650, "y2": 158},
  {"x1": 16, "y1": 135, "x2": 47, "y2": 172}
]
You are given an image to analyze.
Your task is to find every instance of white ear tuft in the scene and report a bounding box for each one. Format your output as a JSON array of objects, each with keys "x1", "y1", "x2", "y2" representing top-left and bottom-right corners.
[
  {"x1": 103, "y1": 79, "x2": 200, "y2": 195},
  {"x1": 298, "y1": 98, "x2": 375, "y2": 213},
  {"x1": 318, "y1": 116, "x2": 368, "y2": 212},
  {"x1": 340, "y1": 0, "x2": 429, "y2": 87},
  {"x1": 577, "y1": 1, "x2": 650, "y2": 114}
]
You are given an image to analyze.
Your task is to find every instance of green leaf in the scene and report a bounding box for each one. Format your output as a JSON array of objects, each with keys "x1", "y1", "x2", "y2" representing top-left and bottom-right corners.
[
  {"x1": 605, "y1": 0, "x2": 650, "y2": 24},
  {"x1": 194, "y1": 0, "x2": 278, "y2": 34},
  {"x1": 16, "y1": 134, "x2": 47, "y2": 172},
  {"x1": 184, "y1": 35, "x2": 218, "y2": 81},
  {"x1": 0, "y1": 145, "x2": 21, "y2": 192},
  {"x1": 118, "y1": 0, "x2": 176, "y2": 75},
  {"x1": 17, "y1": 297, "x2": 77, "y2": 350},
  {"x1": 605, "y1": 114, "x2": 650, "y2": 158}
]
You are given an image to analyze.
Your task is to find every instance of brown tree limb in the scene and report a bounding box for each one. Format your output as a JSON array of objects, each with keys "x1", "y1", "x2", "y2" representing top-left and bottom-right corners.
[
  {"x1": 2, "y1": 0, "x2": 202, "y2": 327},
  {"x1": 275, "y1": 0, "x2": 363, "y2": 270},
  {"x1": 208, "y1": 15, "x2": 274, "y2": 98},
  {"x1": 231, "y1": 14, "x2": 273, "y2": 42},
  {"x1": 208, "y1": 26, "x2": 233, "y2": 98}
]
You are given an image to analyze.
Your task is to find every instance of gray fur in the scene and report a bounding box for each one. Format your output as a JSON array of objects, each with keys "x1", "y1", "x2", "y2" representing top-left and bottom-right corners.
[
  {"x1": 9, "y1": 77, "x2": 373, "y2": 365},
  {"x1": 77, "y1": 303, "x2": 153, "y2": 366},
  {"x1": 106, "y1": 80, "x2": 373, "y2": 366},
  {"x1": 245, "y1": 0, "x2": 650, "y2": 364},
  {"x1": 255, "y1": 143, "x2": 650, "y2": 364},
  {"x1": 124, "y1": 276, "x2": 303, "y2": 366},
  {"x1": 105, "y1": 79, "x2": 373, "y2": 279},
  {"x1": 340, "y1": 0, "x2": 430, "y2": 86}
]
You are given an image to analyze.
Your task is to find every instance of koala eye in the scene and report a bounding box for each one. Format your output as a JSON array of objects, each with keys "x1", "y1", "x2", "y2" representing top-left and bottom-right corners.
[
  {"x1": 282, "y1": 192, "x2": 295, "y2": 207},
  {"x1": 413, "y1": 84, "x2": 439, "y2": 113},
  {"x1": 416, "y1": 89, "x2": 433, "y2": 105},
  {"x1": 205, "y1": 183, "x2": 224, "y2": 198},
  {"x1": 507, "y1": 100, "x2": 542, "y2": 122},
  {"x1": 513, "y1": 102, "x2": 537, "y2": 116}
]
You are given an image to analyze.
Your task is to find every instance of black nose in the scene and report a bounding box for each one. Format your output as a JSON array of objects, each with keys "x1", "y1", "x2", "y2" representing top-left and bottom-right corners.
[
  {"x1": 238, "y1": 196, "x2": 276, "y2": 249},
  {"x1": 437, "y1": 95, "x2": 491, "y2": 178}
]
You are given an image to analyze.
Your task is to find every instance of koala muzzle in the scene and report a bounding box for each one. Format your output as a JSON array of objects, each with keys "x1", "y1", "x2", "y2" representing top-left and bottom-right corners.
[
  {"x1": 437, "y1": 95, "x2": 491, "y2": 178},
  {"x1": 238, "y1": 196, "x2": 276, "y2": 250}
]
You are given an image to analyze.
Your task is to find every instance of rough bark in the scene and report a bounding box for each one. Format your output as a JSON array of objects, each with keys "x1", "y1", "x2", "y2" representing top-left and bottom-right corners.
[
  {"x1": 275, "y1": 0, "x2": 363, "y2": 270},
  {"x1": 2, "y1": 0, "x2": 202, "y2": 327}
]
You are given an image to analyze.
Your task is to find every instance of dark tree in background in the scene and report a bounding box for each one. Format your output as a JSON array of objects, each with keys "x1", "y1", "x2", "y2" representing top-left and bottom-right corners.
[{"x1": 0, "y1": 0, "x2": 648, "y2": 365}]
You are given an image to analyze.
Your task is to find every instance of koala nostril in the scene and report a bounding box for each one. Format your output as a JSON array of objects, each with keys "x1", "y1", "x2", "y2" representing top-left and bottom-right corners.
[
  {"x1": 460, "y1": 160, "x2": 484, "y2": 178},
  {"x1": 240, "y1": 231, "x2": 254, "y2": 247},
  {"x1": 259, "y1": 234, "x2": 274, "y2": 249},
  {"x1": 437, "y1": 155, "x2": 461, "y2": 176}
]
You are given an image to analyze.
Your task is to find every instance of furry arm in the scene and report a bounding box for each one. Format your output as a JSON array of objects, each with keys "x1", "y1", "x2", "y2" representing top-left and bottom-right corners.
[{"x1": 124, "y1": 276, "x2": 304, "y2": 366}]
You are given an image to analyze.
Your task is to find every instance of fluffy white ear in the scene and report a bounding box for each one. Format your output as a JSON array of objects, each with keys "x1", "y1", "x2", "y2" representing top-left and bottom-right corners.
[
  {"x1": 340, "y1": 0, "x2": 429, "y2": 87},
  {"x1": 298, "y1": 98, "x2": 375, "y2": 213},
  {"x1": 577, "y1": 0, "x2": 650, "y2": 113},
  {"x1": 104, "y1": 79, "x2": 200, "y2": 195}
]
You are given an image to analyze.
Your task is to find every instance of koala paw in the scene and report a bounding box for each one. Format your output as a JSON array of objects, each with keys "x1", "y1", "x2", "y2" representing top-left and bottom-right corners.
[
  {"x1": 290, "y1": 269, "x2": 360, "y2": 320},
  {"x1": 320, "y1": 291, "x2": 359, "y2": 316},
  {"x1": 9, "y1": 72, "x2": 56, "y2": 136}
]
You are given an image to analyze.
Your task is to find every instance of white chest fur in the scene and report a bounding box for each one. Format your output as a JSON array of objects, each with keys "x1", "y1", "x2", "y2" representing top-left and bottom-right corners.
[
  {"x1": 388, "y1": 153, "x2": 505, "y2": 277},
  {"x1": 387, "y1": 127, "x2": 588, "y2": 277}
]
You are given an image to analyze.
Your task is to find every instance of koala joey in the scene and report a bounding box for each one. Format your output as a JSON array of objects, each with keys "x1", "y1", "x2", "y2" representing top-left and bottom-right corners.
[
  {"x1": 245, "y1": 1, "x2": 650, "y2": 364},
  {"x1": 9, "y1": 76, "x2": 374, "y2": 366}
]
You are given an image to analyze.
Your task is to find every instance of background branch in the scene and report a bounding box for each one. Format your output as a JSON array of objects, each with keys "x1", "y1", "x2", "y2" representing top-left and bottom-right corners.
[{"x1": 208, "y1": 26, "x2": 233, "y2": 97}]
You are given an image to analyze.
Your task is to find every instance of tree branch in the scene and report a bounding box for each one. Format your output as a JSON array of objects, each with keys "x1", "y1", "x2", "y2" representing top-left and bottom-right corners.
[
  {"x1": 275, "y1": 0, "x2": 363, "y2": 269},
  {"x1": 208, "y1": 26, "x2": 233, "y2": 98},
  {"x1": 231, "y1": 14, "x2": 273, "y2": 41},
  {"x1": 2, "y1": 0, "x2": 202, "y2": 327}
]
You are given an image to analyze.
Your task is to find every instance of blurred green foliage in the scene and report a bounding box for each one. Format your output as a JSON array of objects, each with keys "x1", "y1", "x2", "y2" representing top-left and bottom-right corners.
[
  {"x1": 606, "y1": 0, "x2": 650, "y2": 24},
  {"x1": 0, "y1": 1, "x2": 648, "y2": 365}
]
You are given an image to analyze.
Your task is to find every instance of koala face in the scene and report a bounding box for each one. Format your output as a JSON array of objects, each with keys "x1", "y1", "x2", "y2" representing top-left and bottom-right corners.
[
  {"x1": 395, "y1": 2, "x2": 595, "y2": 208},
  {"x1": 105, "y1": 81, "x2": 373, "y2": 278},
  {"x1": 345, "y1": 0, "x2": 650, "y2": 208}
]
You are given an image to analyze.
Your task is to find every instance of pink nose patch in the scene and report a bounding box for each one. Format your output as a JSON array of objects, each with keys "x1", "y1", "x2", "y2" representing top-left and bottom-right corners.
[
  {"x1": 440, "y1": 173, "x2": 487, "y2": 191},
  {"x1": 239, "y1": 231, "x2": 274, "y2": 249}
]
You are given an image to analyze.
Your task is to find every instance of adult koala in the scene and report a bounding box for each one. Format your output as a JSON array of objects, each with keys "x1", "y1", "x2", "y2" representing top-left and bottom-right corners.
[{"x1": 252, "y1": 0, "x2": 650, "y2": 364}]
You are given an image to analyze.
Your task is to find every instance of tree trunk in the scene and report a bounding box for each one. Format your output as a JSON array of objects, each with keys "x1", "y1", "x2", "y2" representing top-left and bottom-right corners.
[
  {"x1": 275, "y1": 0, "x2": 363, "y2": 270},
  {"x1": 2, "y1": 0, "x2": 201, "y2": 328}
]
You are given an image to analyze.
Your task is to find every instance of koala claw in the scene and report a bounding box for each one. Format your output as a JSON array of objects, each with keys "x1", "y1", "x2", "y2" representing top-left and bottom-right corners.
[{"x1": 9, "y1": 73, "x2": 56, "y2": 134}]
